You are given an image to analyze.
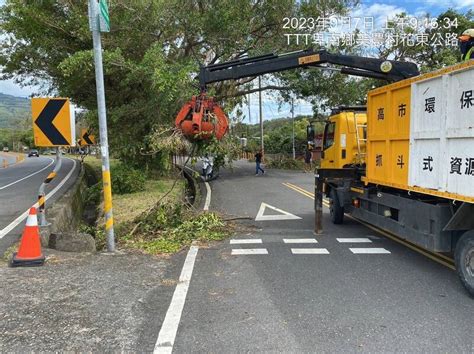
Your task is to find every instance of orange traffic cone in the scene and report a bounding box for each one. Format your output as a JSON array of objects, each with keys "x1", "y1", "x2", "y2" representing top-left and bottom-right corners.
[{"x1": 10, "y1": 207, "x2": 45, "y2": 267}]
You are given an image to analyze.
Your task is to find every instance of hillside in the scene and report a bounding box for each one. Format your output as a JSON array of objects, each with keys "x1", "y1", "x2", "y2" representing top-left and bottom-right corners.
[{"x1": 0, "y1": 93, "x2": 30, "y2": 129}]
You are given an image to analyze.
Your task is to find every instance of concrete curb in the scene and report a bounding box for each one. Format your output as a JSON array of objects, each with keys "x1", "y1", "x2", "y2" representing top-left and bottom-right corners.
[
  {"x1": 39, "y1": 161, "x2": 92, "y2": 251},
  {"x1": 177, "y1": 165, "x2": 204, "y2": 209}
]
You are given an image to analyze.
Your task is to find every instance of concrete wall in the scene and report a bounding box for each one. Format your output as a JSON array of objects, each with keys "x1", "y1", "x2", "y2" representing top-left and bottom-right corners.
[{"x1": 40, "y1": 164, "x2": 88, "y2": 246}]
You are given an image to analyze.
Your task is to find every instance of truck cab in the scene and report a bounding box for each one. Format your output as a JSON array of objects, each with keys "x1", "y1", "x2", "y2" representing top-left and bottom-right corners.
[{"x1": 321, "y1": 106, "x2": 367, "y2": 169}]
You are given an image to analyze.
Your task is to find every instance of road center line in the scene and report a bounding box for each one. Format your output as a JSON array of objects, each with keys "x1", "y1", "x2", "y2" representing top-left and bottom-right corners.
[
  {"x1": 230, "y1": 239, "x2": 262, "y2": 244},
  {"x1": 283, "y1": 238, "x2": 318, "y2": 244},
  {"x1": 154, "y1": 245, "x2": 199, "y2": 354},
  {"x1": 0, "y1": 158, "x2": 77, "y2": 239},
  {"x1": 0, "y1": 158, "x2": 55, "y2": 190}
]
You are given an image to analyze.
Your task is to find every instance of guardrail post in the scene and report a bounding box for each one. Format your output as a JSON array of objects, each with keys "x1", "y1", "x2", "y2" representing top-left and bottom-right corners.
[{"x1": 38, "y1": 147, "x2": 62, "y2": 226}]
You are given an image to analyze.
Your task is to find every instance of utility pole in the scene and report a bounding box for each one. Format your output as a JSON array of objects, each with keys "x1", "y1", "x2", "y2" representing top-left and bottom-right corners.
[
  {"x1": 89, "y1": 0, "x2": 115, "y2": 252},
  {"x1": 292, "y1": 97, "x2": 295, "y2": 159},
  {"x1": 259, "y1": 76, "x2": 264, "y2": 157}
]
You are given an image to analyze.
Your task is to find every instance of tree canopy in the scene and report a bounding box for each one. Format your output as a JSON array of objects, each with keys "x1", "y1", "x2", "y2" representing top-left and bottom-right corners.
[{"x1": 1, "y1": 1, "x2": 472, "y2": 163}]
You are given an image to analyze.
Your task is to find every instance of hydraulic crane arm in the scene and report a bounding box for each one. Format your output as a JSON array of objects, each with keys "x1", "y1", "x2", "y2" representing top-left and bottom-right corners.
[
  {"x1": 177, "y1": 49, "x2": 419, "y2": 141},
  {"x1": 199, "y1": 49, "x2": 419, "y2": 90}
]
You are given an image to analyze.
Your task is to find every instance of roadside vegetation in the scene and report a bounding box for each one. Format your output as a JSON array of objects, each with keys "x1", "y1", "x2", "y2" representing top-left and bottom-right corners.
[
  {"x1": 265, "y1": 155, "x2": 306, "y2": 170},
  {"x1": 81, "y1": 156, "x2": 230, "y2": 254},
  {"x1": 2, "y1": 2, "x2": 472, "y2": 167},
  {"x1": 1, "y1": 1, "x2": 472, "y2": 253}
]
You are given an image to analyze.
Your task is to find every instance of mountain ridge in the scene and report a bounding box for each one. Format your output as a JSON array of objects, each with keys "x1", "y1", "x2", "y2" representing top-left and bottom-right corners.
[{"x1": 0, "y1": 92, "x2": 30, "y2": 129}]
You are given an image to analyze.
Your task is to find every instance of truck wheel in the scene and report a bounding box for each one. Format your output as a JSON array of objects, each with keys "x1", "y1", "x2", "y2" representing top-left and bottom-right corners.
[
  {"x1": 455, "y1": 231, "x2": 474, "y2": 297},
  {"x1": 329, "y1": 189, "x2": 344, "y2": 224}
]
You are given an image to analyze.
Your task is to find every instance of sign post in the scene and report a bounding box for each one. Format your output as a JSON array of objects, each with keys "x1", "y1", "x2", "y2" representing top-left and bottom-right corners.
[{"x1": 89, "y1": 0, "x2": 115, "y2": 252}]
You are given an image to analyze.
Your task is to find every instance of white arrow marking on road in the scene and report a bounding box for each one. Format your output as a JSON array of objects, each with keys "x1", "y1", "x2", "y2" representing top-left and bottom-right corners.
[{"x1": 255, "y1": 202, "x2": 301, "y2": 221}]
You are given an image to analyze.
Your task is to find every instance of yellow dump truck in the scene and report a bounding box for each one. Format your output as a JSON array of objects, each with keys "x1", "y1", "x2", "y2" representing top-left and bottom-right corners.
[
  {"x1": 179, "y1": 47, "x2": 472, "y2": 295},
  {"x1": 317, "y1": 60, "x2": 474, "y2": 296}
]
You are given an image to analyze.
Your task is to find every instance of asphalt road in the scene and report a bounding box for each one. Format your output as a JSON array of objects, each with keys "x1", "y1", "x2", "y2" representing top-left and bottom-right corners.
[
  {"x1": 153, "y1": 160, "x2": 473, "y2": 353},
  {"x1": 0, "y1": 153, "x2": 17, "y2": 168},
  {"x1": 0, "y1": 154, "x2": 79, "y2": 255}
]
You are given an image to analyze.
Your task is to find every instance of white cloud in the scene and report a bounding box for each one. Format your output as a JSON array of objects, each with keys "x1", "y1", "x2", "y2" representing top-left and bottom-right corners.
[
  {"x1": 453, "y1": 0, "x2": 474, "y2": 7},
  {"x1": 0, "y1": 79, "x2": 37, "y2": 98},
  {"x1": 414, "y1": 0, "x2": 474, "y2": 9}
]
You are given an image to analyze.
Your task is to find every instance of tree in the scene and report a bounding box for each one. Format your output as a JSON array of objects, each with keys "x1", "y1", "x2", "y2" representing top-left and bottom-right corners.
[
  {"x1": 377, "y1": 10, "x2": 474, "y2": 73},
  {"x1": 1, "y1": 0, "x2": 359, "y2": 165}
]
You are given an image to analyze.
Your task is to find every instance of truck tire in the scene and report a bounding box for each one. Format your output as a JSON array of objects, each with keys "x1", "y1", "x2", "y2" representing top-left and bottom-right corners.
[
  {"x1": 455, "y1": 230, "x2": 474, "y2": 297},
  {"x1": 329, "y1": 189, "x2": 344, "y2": 225}
]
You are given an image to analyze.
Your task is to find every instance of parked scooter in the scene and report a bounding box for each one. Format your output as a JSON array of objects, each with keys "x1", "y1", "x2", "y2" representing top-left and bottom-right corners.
[{"x1": 202, "y1": 155, "x2": 214, "y2": 181}]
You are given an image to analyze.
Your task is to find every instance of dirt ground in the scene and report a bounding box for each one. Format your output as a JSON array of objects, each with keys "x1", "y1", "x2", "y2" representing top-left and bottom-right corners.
[{"x1": 0, "y1": 248, "x2": 184, "y2": 352}]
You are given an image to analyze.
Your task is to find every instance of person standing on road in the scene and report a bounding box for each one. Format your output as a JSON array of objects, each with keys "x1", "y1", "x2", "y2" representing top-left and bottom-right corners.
[{"x1": 255, "y1": 149, "x2": 265, "y2": 176}]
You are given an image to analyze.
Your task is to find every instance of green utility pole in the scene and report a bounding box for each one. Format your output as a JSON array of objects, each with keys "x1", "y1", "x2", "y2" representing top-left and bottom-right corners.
[{"x1": 88, "y1": 0, "x2": 115, "y2": 252}]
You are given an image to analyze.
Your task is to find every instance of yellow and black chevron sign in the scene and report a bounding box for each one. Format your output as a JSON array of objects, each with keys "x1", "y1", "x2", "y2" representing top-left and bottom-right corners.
[
  {"x1": 31, "y1": 98, "x2": 75, "y2": 147},
  {"x1": 78, "y1": 128, "x2": 96, "y2": 147}
]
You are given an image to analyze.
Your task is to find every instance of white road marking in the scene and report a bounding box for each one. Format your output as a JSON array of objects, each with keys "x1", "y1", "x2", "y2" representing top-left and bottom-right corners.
[
  {"x1": 230, "y1": 239, "x2": 262, "y2": 244},
  {"x1": 154, "y1": 245, "x2": 199, "y2": 354},
  {"x1": 203, "y1": 180, "x2": 211, "y2": 211},
  {"x1": 283, "y1": 238, "x2": 318, "y2": 244},
  {"x1": 291, "y1": 248, "x2": 329, "y2": 254},
  {"x1": 0, "y1": 158, "x2": 55, "y2": 190},
  {"x1": 336, "y1": 238, "x2": 372, "y2": 243},
  {"x1": 350, "y1": 248, "x2": 391, "y2": 254},
  {"x1": 231, "y1": 248, "x2": 268, "y2": 255},
  {"x1": 0, "y1": 158, "x2": 77, "y2": 239},
  {"x1": 255, "y1": 202, "x2": 301, "y2": 221}
]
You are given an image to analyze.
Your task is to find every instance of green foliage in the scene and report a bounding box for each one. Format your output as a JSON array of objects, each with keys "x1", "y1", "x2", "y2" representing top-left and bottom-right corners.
[
  {"x1": 274, "y1": 10, "x2": 474, "y2": 113},
  {"x1": 124, "y1": 201, "x2": 228, "y2": 254},
  {"x1": 84, "y1": 182, "x2": 102, "y2": 206},
  {"x1": 193, "y1": 135, "x2": 241, "y2": 170},
  {"x1": 266, "y1": 155, "x2": 305, "y2": 170},
  {"x1": 377, "y1": 11, "x2": 474, "y2": 72},
  {"x1": 234, "y1": 116, "x2": 325, "y2": 155},
  {"x1": 0, "y1": 0, "x2": 302, "y2": 165},
  {"x1": 110, "y1": 163, "x2": 146, "y2": 195},
  {"x1": 0, "y1": 127, "x2": 33, "y2": 150}
]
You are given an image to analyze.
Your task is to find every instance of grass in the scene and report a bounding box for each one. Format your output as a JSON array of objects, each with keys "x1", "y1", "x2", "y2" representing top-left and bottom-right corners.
[
  {"x1": 82, "y1": 156, "x2": 230, "y2": 254},
  {"x1": 2, "y1": 243, "x2": 18, "y2": 263},
  {"x1": 112, "y1": 179, "x2": 184, "y2": 227}
]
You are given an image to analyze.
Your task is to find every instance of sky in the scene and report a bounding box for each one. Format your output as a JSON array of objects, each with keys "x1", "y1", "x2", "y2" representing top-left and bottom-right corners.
[{"x1": 0, "y1": 0, "x2": 472, "y2": 120}]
